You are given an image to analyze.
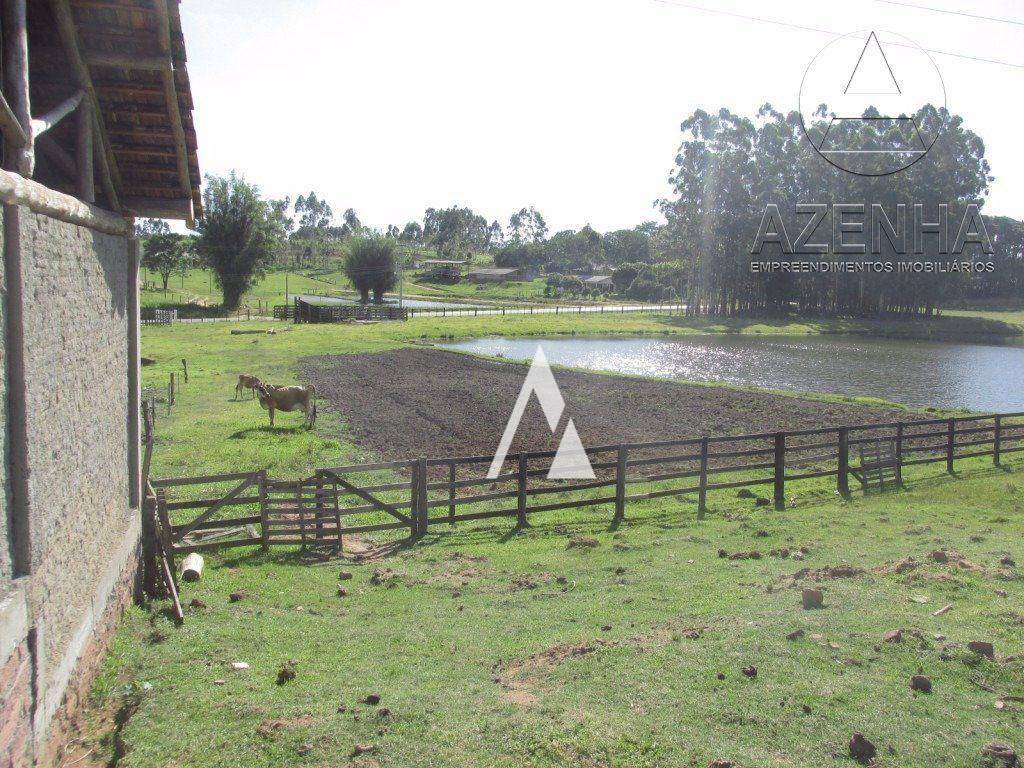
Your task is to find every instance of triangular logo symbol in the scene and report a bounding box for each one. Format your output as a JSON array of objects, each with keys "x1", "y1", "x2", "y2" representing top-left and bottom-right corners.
[
  {"x1": 844, "y1": 31, "x2": 901, "y2": 95},
  {"x1": 487, "y1": 346, "x2": 595, "y2": 480},
  {"x1": 549, "y1": 420, "x2": 595, "y2": 480}
]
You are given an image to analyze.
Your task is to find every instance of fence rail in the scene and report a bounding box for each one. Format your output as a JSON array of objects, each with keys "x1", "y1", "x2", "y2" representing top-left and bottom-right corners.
[
  {"x1": 272, "y1": 301, "x2": 689, "y2": 322},
  {"x1": 277, "y1": 298, "x2": 410, "y2": 323},
  {"x1": 150, "y1": 411, "x2": 1024, "y2": 557}
]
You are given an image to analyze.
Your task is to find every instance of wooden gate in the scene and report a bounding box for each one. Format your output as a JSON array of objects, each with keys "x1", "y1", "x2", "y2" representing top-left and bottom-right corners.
[
  {"x1": 261, "y1": 476, "x2": 341, "y2": 548},
  {"x1": 315, "y1": 461, "x2": 417, "y2": 537},
  {"x1": 852, "y1": 439, "x2": 900, "y2": 491}
]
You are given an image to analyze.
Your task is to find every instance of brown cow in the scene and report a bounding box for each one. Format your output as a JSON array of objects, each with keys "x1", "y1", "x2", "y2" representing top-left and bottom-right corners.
[
  {"x1": 235, "y1": 374, "x2": 262, "y2": 400},
  {"x1": 253, "y1": 381, "x2": 316, "y2": 428}
]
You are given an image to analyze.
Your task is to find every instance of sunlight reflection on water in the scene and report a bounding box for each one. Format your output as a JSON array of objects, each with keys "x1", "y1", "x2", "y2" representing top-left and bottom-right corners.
[{"x1": 441, "y1": 335, "x2": 1024, "y2": 412}]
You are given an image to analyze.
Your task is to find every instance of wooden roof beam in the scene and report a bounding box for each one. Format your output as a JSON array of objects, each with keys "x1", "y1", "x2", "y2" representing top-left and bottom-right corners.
[
  {"x1": 49, "y1": 0, "x2": 123, "y2": 211},
  {"x1": 3, "y1": 0, "x2": 34, "y2": 175},
  {"x1": 0, "y1": 92, "x2": 29, "y2": 148},
  {"x1": 83, "y1": 51, "x2": 169, "y2": 71},
  {"x1": 36, "y1": 133, "x2": 76, "y2": 178},
  {"x1": 121, "y1": 195, "x2": 192, "y2": 220},
  {"x1": 151, "y1": 0, "x2": 194, "y2": 227},
  {"x1": 31, "y1": 89, "x2": 84, "y2": 136}
]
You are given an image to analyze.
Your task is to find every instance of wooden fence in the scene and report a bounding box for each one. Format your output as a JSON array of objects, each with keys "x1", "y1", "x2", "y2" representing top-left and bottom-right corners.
[
  {"x1": 141, "y1": 308, "x2": 178, "y2": 325},
  {"x1": 274, "y1": 298, "x2": 409, "y2": 323},
  {"x1": 148, "y1": 411, "x2": 1024, "y2": 557}
]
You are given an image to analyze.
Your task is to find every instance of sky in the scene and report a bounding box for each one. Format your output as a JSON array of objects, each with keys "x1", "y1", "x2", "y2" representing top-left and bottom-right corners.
[{"x1": 179, "y1": 0, "x2": 1024, "y2": 234}]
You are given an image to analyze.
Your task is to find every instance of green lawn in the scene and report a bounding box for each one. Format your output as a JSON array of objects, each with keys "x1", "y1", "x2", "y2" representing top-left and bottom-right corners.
[
  {"x1": 141, "y1": 268, "x2": 354, "y2": 312},
  {"x1": 98, "y1": 312, "x2": 1024, "y2": 767},
  {"x1": 407, "y1": 275, "x2": 561, "y2": 304},
  {"x1": 946, "y1": 308, "x2": 1024, "y2": 330},
  {"x1": 94, "y1": 461, "x2": 1023, "y2": 768}
]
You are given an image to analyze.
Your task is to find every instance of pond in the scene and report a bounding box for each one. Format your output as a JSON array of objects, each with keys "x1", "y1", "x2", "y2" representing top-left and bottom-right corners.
[{"x1": 441, "y1": 335, "x2": 1024, "y2": 412}]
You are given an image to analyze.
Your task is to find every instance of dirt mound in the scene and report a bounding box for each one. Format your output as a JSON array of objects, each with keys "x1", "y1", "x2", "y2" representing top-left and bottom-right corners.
[
  {"x1": 792, "y1": 565, "x2": 866, "y2": 581},
  {"x1": 300, "y1": 348, "x2": 904, "y2": 461},
  {"x1": 256, "y1": 715, "x2": 315, "y2": 736},
  {"x1": 497, "y1": 641, "x2": 607, "y2": 707},
  {"x1": 505, "y1": 641, "x2": 603, "y2": 676}
]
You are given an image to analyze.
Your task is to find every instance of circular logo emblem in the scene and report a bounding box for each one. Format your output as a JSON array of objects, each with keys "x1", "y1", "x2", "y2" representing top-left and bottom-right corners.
[{"x1": 798, "y1": 30, "x2": 947, "y2": 176}]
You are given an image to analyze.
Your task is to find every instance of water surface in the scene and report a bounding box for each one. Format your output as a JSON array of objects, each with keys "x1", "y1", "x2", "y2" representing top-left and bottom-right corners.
[{"x1": 441, "y1": 335, "x2": 1024, "y2": 412}]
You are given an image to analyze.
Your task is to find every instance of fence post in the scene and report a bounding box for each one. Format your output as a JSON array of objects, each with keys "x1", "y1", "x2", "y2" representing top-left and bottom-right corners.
[
  {"x1": 516, "y1": 453, "x2": 529, "y2": 528},
  {"x1": 946, "y1": 418, "x2": 955, "y2": 474},
  {"x1": 447, "y1": 460, "x2": 457, "y2": 525},
  {"x1": 895, "y1": 423, "x2": 904, "y2": 486},
  {"x1": 259, "y1": 470, "x2": 269, "y2": 551},
  {"x1": 773, "y1": 432, "x2": 785, "y2": 511},
  {"x1": 315, "y1": 473, "x2": 325, "y2": 540},
  {"x1": 614, "y1": 445, "x2": 627, "y2": 522},
  {"x1": 697, "y1": 437, "x2": 709, "y2": 520},
  {"x1": 838, "y1": 428, "x2": 850, "y2": 498},
  {"x1": 409, "y1": 460, "x2": 419, "y2": 538},
  {"x1": 994, "y1": 415, "x2": 1002, "y2": 466},
  {"x1": 181, "y1": 358, "x2": 188, "y2": 383},
  {"x1": 416, "y1": 457, "x2": 429, "y2": 536}
]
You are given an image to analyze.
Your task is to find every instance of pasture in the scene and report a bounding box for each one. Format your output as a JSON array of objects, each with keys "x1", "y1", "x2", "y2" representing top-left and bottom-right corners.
[
  {"x1": 98, "y1": 312, "x2": 1024, "y2": 767},
  {"x1": 92, "y1": 467, "x2": 1023, "y2": 768}
]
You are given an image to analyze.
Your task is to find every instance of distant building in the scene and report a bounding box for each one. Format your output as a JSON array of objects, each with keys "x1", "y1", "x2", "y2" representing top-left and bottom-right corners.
[
  {"x1": 420, "y1": 259, "x2": 467, "y2": 281},
  {"x1": 582, "y1": 275, "x2": 614, "y2": 290},
  {"x1": 466, "y1": 267, "x2": 521, "y2": 283}
]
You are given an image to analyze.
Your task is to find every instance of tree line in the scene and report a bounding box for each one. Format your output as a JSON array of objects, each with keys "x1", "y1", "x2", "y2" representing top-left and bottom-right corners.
[
  {"x1": 659, "y1": 104, "x2": 1020, "y2": 317},
  {"x1": 140, "y1": 103, "x2": 1021, "y2": 314}
]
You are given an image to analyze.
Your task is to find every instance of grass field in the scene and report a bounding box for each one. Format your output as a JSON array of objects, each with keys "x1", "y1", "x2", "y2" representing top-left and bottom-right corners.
[
  {"x1": 95, "y1": 312, "x2": 1024, "y2": 767},
  {"x1": 407, "y1": 275, "x2": 554, "y2": 303},
  {"x1": 87, "y1": 462, "x2": 1023, "y2": 768},
  {"x1": 947, "y1": 308, "x2": 1024, "y2": 328},
  {"x1": 141, "y1": 268, "x2": 352, "y2": 311}
]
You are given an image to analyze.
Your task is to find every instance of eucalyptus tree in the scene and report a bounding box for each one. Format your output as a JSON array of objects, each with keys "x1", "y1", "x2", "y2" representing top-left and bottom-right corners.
[
  {"x1": 659, "y1": 104, "x2": 992, "y2": 317},
  {"x1": 508, "y1": 207, "x2": 548, "y2": 244}
]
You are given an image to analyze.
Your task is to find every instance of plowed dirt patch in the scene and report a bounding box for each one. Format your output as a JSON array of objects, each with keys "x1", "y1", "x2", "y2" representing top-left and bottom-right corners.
[{"x1": 300, "y1": 348, "x2": 903, "y2": 461}]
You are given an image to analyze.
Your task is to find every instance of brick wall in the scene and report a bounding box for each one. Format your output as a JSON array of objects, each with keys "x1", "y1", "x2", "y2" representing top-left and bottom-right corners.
[
  {"x1": 0, "y1": 640, "x2": 31, "y2": 768},
  {"x1": 0, "y1": 218, "x2": 9, "y2": 587},
  {"x1": 0, "y1": 204, "x2": 139, "y2": 766}
]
